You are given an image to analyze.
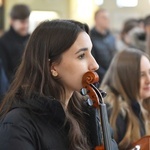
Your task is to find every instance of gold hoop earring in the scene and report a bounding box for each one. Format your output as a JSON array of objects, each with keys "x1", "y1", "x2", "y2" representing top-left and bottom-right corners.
[{"x1": 51, "y1": 70, "x2": 58, "y2": 77}]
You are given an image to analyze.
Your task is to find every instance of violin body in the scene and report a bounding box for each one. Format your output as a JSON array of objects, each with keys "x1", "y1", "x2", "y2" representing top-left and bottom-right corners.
[
  {"x1": 131, "y1": 136, "x2": 150, "y2": 150},
  {"x1": 95, "y1": 146, "x2": 104, "y2": 150}
]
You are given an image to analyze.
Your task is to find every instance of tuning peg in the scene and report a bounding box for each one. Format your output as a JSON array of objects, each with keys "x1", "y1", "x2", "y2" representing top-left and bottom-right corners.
[
  {"x1": 99, "y1": 90, "x2": 107, "y2": 98},
  {"x1": 86, "y1": 98, "x2": 93, "y2": 107},
  {"x1": 80, "y1": 88, "x2": 87, "y2": 96}
]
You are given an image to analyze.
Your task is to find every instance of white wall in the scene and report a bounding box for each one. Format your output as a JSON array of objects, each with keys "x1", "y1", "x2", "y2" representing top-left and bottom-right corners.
[
  {"x1": 101, "y1": 0, "x2": 150, "y2": 32},
  {"x1": 4, "y1": 0, "x2": 150, "y2": 32}
]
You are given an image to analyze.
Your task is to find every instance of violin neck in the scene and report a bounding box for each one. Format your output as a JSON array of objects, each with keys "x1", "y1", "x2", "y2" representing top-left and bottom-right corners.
[{"x1": 99, "y1": 103, "x2": 112, "y2": 150}]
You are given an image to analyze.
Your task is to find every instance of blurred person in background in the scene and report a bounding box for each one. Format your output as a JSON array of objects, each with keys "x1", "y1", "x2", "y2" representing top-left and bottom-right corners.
[
  {"x1": 116, "y1": 18, "x2": 139, "y2": 51},
  {"x1": 90, "y1": 8, "x2": 117, "y2": 83},
  {"x1": 123, "y1": 18, "x2": 146, "y2": 52},
  {"x1": 101, "y1": 48, "x2": 150, "y2": 149},
  {"x1": 117, "y1": 16, "x2": 150, "y2": 53},
  {"x1": 126, "y1": 15, "x2": 150, "y2": 54},
  {"x1": 0, "y1": 59, "x2": 9, "y2": 103},
  {"x1": 0, "y1": 4, "x2": 30, "y2": 84},
  {"x1": 144, "y1": 15, "x2": 150, "y2": 56}
]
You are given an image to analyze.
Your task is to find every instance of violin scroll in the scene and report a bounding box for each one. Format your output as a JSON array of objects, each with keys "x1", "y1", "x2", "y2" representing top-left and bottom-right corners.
[
  {"x1": 82, "y1": 71, "x2": 100, "y2": 108},
  {"x1": 82, "y1": 71, "x2": 99, "y2": 85}
]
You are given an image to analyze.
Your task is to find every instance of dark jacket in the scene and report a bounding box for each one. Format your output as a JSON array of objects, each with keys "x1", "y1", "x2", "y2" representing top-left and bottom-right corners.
[
  {"x1": 0, "y1": 93, "x2": 118, "y2": 150},
  {"x1": 90, "y1": 28, "x2": 116, "y2": 81},
  {"x1": 107, "y1": 101, "x2": 145, "y2": 144},
  {"x1": 0, "y1": 27, "x2": 30, "y2": 83}
]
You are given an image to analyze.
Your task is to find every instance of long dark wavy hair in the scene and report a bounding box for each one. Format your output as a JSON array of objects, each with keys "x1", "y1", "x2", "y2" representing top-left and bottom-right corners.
[{"x1": 0, "y1": 20, "x2": 91, "y2": 150}]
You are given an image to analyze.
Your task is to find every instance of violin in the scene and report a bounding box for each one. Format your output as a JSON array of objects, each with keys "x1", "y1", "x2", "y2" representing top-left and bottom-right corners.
[
  {"x1": 130, "y1": 135, "x2": 150, "y2": 150},
  {"x1": 81, "y1": 71, "x2": 113, "y2": 150}
]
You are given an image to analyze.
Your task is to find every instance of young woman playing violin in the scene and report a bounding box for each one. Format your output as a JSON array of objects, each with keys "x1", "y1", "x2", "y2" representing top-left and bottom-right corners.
[
  {"x1": 101, "y1": 48, "x2": 150, "y2": 150},
  {"x1": 0, "y1": 20, "x2": 118, "y2": 150}
]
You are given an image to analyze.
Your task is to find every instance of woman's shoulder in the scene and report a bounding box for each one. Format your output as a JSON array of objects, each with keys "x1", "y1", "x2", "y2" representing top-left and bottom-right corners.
[
  {"x1": 0, "y1": 107, "x2": 40, "y2": 149},
  {"x1": 0, "y1": 107, "x2": 33, "y2": 127}
]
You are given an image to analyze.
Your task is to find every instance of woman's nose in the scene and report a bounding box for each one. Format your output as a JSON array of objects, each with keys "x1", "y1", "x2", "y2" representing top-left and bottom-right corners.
[
  {"x1": 89, "y1": 55, "x2": 99, "y2": 71},
  {"x1": 146, "y1": 74, "x2": 150, "y2": 83}
]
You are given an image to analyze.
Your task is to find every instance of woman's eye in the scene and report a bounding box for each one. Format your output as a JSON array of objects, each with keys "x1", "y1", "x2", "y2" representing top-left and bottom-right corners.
[
  {"x1": 78, "y1": 53, "x2": 85, "y2": 59},
  {"x1": 140, "y1": 73, "x2": 145, "y2": 77}
]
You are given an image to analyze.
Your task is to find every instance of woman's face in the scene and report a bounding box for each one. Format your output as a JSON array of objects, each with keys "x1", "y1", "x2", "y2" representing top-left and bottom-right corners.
[
  {"x1": 52, "y1": 31, "x2": 99, "y2": 93},
  {"x1": 139, "y1": 55, "x2": 150, "y2": 100}
]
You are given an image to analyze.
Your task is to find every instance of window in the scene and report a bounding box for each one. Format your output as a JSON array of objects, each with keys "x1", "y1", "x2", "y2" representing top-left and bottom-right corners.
[
  {"x1": 95, "y1": 0, "x2": 103, "y2": 5},
  {"x1": 29, "y1": 11, "x2": 59, "y2": 33},
  {"x1": 0, "y1": 0, "x2": 3, "y2": 6},
  {"x1": 76, "y1": 0, "x2": 93, "y2": 19},
  {"x1": 116, "y1": 0, "x2": 138, "y2": 7}
]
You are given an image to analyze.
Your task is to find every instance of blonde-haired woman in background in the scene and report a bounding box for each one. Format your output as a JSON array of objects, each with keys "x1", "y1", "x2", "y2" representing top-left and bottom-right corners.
[{"x1": 101, "y1": 48, "x2": 150, "y2": 149}]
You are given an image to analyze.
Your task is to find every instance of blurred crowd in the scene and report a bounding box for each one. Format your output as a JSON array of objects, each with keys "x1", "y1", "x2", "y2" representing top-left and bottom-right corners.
[{"x1": 0, "y1": 4, "x2": 150, "y2": 150}]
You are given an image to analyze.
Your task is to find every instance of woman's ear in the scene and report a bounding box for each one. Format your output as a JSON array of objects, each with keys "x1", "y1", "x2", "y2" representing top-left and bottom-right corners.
[{"x1": 50, "y1": 63, "x2": 58, "y2": 77}]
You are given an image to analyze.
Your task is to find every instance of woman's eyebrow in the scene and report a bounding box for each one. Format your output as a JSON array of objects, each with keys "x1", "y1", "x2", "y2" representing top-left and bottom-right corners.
[{"x1": 75, "y1": 48, "x2": 88, "y2": 54}]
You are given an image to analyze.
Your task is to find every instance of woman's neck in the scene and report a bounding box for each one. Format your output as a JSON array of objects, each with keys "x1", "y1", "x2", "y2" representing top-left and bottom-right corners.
[
  {"x1": 95, "y1": 25, "x2": 107, "y2": 35},
  {"x1": 61, "y1": 90, "x2": 73, "y2": 110}
]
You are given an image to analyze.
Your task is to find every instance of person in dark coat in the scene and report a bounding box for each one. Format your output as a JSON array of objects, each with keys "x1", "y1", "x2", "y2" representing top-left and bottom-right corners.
[
  {"x1": 0, "y1": 59, "x2": 9, "y2": 102},
  {"x1": 90, "y1": 8, "x2": 117, "y2": 82},
  {"x1": 0, "y1": 20, "x2": 118, "y2": 150},
  {"x1": 0, "y1": 4, "x2": 30, "y2": 83},
  {"x1": 101, "y1": 48, "x2": 150, "y2": 149}
]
